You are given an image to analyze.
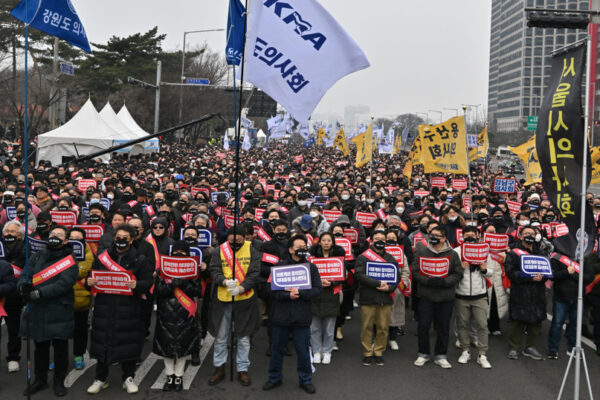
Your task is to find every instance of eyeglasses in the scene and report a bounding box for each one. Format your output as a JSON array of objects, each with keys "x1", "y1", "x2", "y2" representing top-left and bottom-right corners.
[{"x1": 153, "y1": 225, "x2": 165, "y2": 230}]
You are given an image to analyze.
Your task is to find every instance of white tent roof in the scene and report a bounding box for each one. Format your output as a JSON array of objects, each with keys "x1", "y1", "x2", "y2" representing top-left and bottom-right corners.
[
  {"x1": 99, "y1": 103, "x2": 145, "y2": 155},
  {"x1": 117, "y1": 105, "x2": 159, "y2": 152},
  {"x1": 37, "y1": 99, "x2": 115, "y2": 166}
]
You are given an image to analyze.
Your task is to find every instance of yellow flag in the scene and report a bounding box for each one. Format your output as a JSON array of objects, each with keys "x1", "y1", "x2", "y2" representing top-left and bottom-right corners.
[
  {"x1": 316, "y1": 128, "x2": 326, "y2": 145},
  {"x1": 403, "y1": 157, "x2": 413, "y2": 181},
  {"x1": 420, "y1": 116, "x2": 468, "y2": 174},
  {"x1": 469, "y1": 126, "x2": 489, "y2": 162},
  {"x1": 351, "y1": 123, "x2": 373, "y2": 168},
  {"x1": 334, "y1": 128, "x2": 350, "y2": 156},
  {"x1": 590, "y1": 145, "x2": 600, "y2": 184},
  {"x1": 508, "y1": 135, "x2": 542, "y2": 186},
  {"x1": 392, "y1": 135, "x2": 402, "y2": 155}
]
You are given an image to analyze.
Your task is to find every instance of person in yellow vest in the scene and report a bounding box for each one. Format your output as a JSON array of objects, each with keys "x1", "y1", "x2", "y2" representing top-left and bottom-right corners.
[
  {"x1": 68, "y1": 227, "x2": 94, "y2": 370},
  {"x1": 207, "y1": 227, "x2": 261, "y2": 387}
]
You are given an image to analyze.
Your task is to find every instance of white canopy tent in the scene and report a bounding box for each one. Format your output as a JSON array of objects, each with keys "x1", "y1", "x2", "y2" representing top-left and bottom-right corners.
[
  {"x1": 37, "y1": 99, "x2": 116, "y2": 166},
  {"x1": 98, "y1": 103, "x2": 146, "y2": 155},
  {"x1": 117, "y1": 105, "x2": 159, "y2": 153}
]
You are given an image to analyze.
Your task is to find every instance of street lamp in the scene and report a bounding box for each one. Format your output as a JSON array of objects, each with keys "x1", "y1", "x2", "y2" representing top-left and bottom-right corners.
[
  {"x1": 178, "y1": 29, "x2": 225, "y2": 126},
  {"x1": 428, "y1": 109, "x2": 443, "y2": 124}
]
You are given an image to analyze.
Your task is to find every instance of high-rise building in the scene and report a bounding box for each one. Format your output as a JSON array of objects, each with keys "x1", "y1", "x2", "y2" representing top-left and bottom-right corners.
[
  {"x1": 344, "y1": 105, "x2": 370, "y2": 132},
  {"x1": 487, "y1": 0, "x2": 591, "y2": 135}
]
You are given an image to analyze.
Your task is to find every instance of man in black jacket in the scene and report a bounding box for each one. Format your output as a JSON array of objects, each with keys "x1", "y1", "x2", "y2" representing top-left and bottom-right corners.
[
  {"x1": 263, "y1": 234, "x2": 322, "y2": 395},
  {"x1": 547, "y1": 250, "x2": 594, "y2": 359}
]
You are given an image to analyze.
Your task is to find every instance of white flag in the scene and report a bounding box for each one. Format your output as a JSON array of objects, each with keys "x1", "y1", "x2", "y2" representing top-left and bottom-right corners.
[
  {"x1": 243, "y1": 0, "x2": 370, "y2": 121},
  {"x1": 298, "y1": 122, "x2": 310, "y2": 139},
  {"x1": 223, "y1": 131, "x2": 230, "y2": 151},
  {"x1": 242, "y1": 131, "x2": 251, "y2": 151}
]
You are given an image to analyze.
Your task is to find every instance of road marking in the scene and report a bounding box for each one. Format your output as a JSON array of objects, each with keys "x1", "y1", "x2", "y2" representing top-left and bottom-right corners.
[
  {"x1": 133, "y1": 352, "x2": 159, "y2": 386},
  {"x1": 65, "y1": 353, "x2": 97, "y2": 388},
  {"x1": 546, "y1": 313, "x2": 597, "y2": 351},
  {"x1": 150, "y1": 333, "x2": 214, "y2": 390}
]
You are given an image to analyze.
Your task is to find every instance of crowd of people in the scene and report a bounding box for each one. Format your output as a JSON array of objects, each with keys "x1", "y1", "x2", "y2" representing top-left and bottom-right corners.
[{"x1": 0, "y1": 141, "x2": 599, "y2": 397}]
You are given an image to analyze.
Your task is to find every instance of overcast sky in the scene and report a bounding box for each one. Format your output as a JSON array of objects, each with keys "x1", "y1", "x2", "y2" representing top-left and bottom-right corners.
[{"x1": 75, "y1": 0, "x2": 492, "y2": 121}]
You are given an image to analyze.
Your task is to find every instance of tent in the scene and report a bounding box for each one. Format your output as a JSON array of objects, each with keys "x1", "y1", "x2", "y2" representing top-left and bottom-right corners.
[
  {"x1": 37, "y1": 99, "x2": 116, "y2": 166},
  {"x1": 117, "y1": 105, "x2": 160, "y2": 153},
  {"x1": 98, "y1": 103, "x2": 146, "y2": 155}
]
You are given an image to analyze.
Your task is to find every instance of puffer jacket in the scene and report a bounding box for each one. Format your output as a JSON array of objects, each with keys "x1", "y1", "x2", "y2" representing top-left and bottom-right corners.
[
  {"x1": 550, "y1": 252, "x2": 594, "y2": 303},
  {"x1": 486, "y1": 251, "x2": 509, "y2": 319},
  {"x1": 74, "y1": 243, "x2": 94, "y2": 311},
  {"x1": 354, "y1": 246, "x2": 398, "y2": 305},
  {"x1": 453, "y1": 245, "x2": 493, "y2": 299},
  {"x1": 411, "y1": 241, "x2": 462, "y2": 302},
  {"x1": 153, "y1": 276, "x2": 202, "y2": 358}
]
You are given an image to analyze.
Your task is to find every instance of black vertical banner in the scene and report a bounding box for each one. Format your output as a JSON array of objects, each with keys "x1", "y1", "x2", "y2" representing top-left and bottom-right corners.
[{"x1": 536, "y1": 43, "x2": 594, "y2": 258}]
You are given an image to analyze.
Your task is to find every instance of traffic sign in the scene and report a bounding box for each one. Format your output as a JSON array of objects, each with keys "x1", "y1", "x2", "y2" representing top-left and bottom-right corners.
[
  {"x1": 186, "y1": 78, "x2": 210, "y2": 85},
  {"x1": 527, "y1": 116, "x2": 538, "y2": 131},
  {"x1": 60, "y1": 61, "x2": 74, "y2": 75}
]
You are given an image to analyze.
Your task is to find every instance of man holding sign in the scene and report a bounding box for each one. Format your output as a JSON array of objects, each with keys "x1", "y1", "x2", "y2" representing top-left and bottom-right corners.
[
  {"x1": 453, "y1": 227, "x2": 493, "y2": 369},
  {"x1": 504, "y1": 226, "x2": 549, "y2": 361},
  {"x1": 354, "y1": 230, "x2": 398, "y2": 367},
  {"x1": 412, "y1": 226, "x2": 462, "y2": 369}
]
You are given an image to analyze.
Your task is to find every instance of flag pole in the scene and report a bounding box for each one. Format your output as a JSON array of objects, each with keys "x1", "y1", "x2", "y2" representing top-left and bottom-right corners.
[
  {"x1": 22, "y1": 4, "x2": 32, "y2": 398},
  {"x1": 229, "y1": 0, "x2": 249, "y2": 382},
  {"x1": 369, "y1": 117, "x2": 374, "y2": 200},
  {"x1": 462, "y1": 106, "x2": 475, "y2": 223},
  {"x1": 557, "y1": 30, "x2": 594, "y2": 400}
]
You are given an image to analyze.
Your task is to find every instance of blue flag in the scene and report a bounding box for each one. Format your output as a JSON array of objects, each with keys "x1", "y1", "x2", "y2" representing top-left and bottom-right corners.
[
  {"x1": 11, "y1": 0, "x2": 91, "y2": 53},
  {"x1": 225, "y1": 0, "x2": 245, "y2": 65},
  {"x1": 304, "y1": 138, "x2": 316, "y2": 148}
]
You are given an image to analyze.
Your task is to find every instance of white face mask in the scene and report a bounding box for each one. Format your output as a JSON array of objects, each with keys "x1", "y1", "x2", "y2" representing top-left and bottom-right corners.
[
  {"x1": 297, "y1": 200, "x2": 307, "y2": 207},
  {"x1": 518, "y1": 220, "x2": 530, "y2": 226},
  {"x1": 367, "y1": 198, "x2": 374, "y2": 204},
  {"x1": 309, "y1": 211, "x2": 319, "y2": 218},
  {"x1": 341, "y1": 194, "x2": 350, "y2": 201},
  {"x1": 466, "y1": 221, "x2": 478, "y2": 227},
  {"x1": 379, "y1": 203, "x2": 385, "y2": 209},
  {"x1": 448, "y1": 216, "x2": 457, "y2": 222},
  {"x1": 535, "y1": 233, "x2": 542, "y2": 242},
  {"x1": 396, "y1": 207, "x2": 404, "y2": 214},
  {"x1": 107, "y1": 193, "x2": 114, "y2": 200}
]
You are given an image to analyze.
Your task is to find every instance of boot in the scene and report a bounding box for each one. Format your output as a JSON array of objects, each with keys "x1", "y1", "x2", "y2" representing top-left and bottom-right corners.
[
  {"x1": 208, "y1": 366, "x2": 225, "y2": 385},
  {"x1": 53, "y1": 378, "x2": 67, "y2": 397},
  {"x1": 163, "y1": 374, "x2": 175, "y2": 391}
]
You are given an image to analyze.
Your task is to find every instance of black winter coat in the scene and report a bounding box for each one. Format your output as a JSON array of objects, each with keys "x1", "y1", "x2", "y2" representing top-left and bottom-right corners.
[
  {"x1": 309, "y1": 244, "x2": 345, "y2": 318},
  {"x1": 4, "y1": 239, "x2": 25, "y2": 310},
  {"x1": 355, "y1": 247, "x2": 398, "y2": 305},
  {"x1": 259, "y1": 238, "x2": 290, "y2": 284},
  {"x1": 153, "y1": 276, "x2": 201, "y2": 358},
  {"x1": 0, "y1": 259, "x2": 16, "y2": 302},
  {"x1": 505, "y1": 243, "x2": 548, "y2": 324},
  {"x1": 268, "y1": 255, "x2": 322, "y2": 327},
  {"x1": 89, "y1": 245, "x2": 153, "y2": 363},
  {"x1": 550, "y1": 253, "x2": 594, "y2": 303}
]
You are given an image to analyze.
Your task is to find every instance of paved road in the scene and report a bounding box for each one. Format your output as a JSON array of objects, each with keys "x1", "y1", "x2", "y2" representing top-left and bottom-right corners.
[{"x1": 0, "y1": 297, "x2": 598, "y2": 400}]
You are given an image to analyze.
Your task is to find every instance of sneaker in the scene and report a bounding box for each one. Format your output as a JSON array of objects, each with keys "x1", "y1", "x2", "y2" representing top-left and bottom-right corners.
[
  {"x1": 491, "y1": 330, "x2": 502, "y2": 336},
  {"x1": 455, "y1": 339, "x2": 462, "y2": 349},
  {"x1": 522, "y1": 347, "x2": 543, "y2": 361},
  {"x1": 362, "y1": 356, "x2": 373, "y2": 366},
  {"x1": 389, "y1": 340, "x2": 399, "y2": 351},
  {"x1": 507, "y1": 350, "x2": 519, "y2": 360},
  {"x1": 566, "y1": 349, "x2": 573, "y2": 357},
  {"x1": 434, "y1": 358, "x2": 452, "y2": 369},
  {"x1": 398, "y1": 326, "x2": 406, "y2": 336},
  {"x1": 336, "y1": 327, "x2": 344, "y2": 340},
  {"x1": 74, "y1": 356, "x2": 85, "y2": 370},
  {"x1": 313, "y1": 353, "x2": 321, "y2": 364},
  {"x1": 322, "y1": 353, "x2": 331, "y2": 365},
  {"x1": 374, "y1": 356, "x2": 384, "y2": 366},
  {"x1": 477, "y1": 354, "x2": 492, "y2": 369},
  {"x1": 122, "y1": 377, "x2": 138, "y2": 394},
  {"x1": 87, "y1": 380, "x2": 108, "y2": 394},
  {"x1": 7, "y1": 360, "x2": 19, "y2": 373},
  {"x1": 548, "y1": 351, "x2": 558, "y2": 360},
  {"x1": 163, "y1": 375, "x2": 175, "y2": 392},
  {"x1": 458, "y1": 350, "x2": 471, "y2": 364},
  {"x1": 414, "y1": 356, "x2": 430, "y2": 367},
  {"x1": 333, "y1": 341, "x2": 339, "y2": 351}
]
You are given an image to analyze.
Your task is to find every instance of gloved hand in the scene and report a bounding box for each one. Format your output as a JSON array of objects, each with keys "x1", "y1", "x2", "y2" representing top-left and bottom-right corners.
[
  {"x1": 228, "y1": 286, "x2": 244, "y2": 297},
  {"x1": 427, "y1": 277, "x2": 445, "y2": 287},
  {"x1": 171, "y1": 278, "x2": 185, "y2": 288},
  {"x1": 20, "y1": 283, "x2": 41, "y2": 302},
  {"x1": 224, "y1": 279, "x2": 238, "y2": 289}
]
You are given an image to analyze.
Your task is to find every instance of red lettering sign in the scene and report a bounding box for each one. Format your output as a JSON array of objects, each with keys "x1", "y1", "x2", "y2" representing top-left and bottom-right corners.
[
  {"x1": 452, "y1": 179, "x2": 468, "y2": 191},
  {"x1": 49, "y1": 210, "x2": 78, "y2": 228},
  {"x1": 310, "y1": 257, "x2": 345, "y2": 281},
  {"x1": 255, "y1": 208, "x2": 266, "y2": 222},
  {"x1": 77, "y1": 179, "x2": 97, "y2": 192},
  {"x1": 414, "y1": 190, "x2": 430, "y2": 198},
  {"x1": 355, "y1": 211, "x2": 377, "y2": 228},
  {"x1": 385, "y1": 246, "x2": 404, "y2": 267},
  {"x1": 419, "y1": 257, "x2": 450, "y2": 278},
  {"x1": 430, "y1": 177, "x2": 446, "y2": 188},
  {"x1": 553, "y1": 223, "x2": 569, "y2": 237},
  {"x1": 160, "y1": 256, "x2": 199, "y2": 280},
  {"x1": 482, "y1": 232, "x2": 509, "y2": 252},
  {"x1": 336, "y1": 238, "x2": 354, "y2": 261},
  {"x1": 506, "y1": 200, "x2": 521, "y2": 214},
  {"x1": 191, "y1": 186, "x2": 210, "y2": 198},
  {"x1": 91, "y1": 270, "x2": 133, "y2": 295},
  {"x1": 343, "y1": 228, "x2": 359, "y2": 245},
  {"x1": 323, "y1": 210, "x2": 342, "y2": 224},
  {"x1": 73, "y1": 224, "x2": 104, "y2": 242},
  {"x1": 461, "y1": 243, "x2": 490, "y2": 265}
]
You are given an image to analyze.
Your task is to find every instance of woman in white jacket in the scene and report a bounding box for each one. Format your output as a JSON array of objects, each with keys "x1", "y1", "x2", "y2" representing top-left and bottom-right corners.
[{"x1": 482, "y1": 224, "x2": 509, "y2": 336}]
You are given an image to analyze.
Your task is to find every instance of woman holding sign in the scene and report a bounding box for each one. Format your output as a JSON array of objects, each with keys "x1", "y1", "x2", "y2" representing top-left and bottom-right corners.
[
  {"x1": 154, "y1": 241, "x2": 202, "y2": 391},
  {"x1": 308, "y1": 232, "x2": 345, "y2": 364}
]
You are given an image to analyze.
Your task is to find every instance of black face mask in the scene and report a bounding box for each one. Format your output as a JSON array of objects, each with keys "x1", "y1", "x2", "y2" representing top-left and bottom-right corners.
[
  {"x1": 16, "y1": 211, "x2": 25, "y2": 220},
  {"x1": 334, "y1": 232, "x2": 344, "y2": 238},
  {"x1": 154, "y1": 199, "x2": 165, "y2": 206},
  {"x1": 411, "y1": 223, "x2": 419, "y2": 230},
  {"x1": 373, "y1": 240, "x2": 386, "y2": 250},
  {"x1": 15, "y1": 197, "x2": 25, "y2": 205},
  {"x1": 244, "y1": 218, "x2": 254, "y2": 224},
  {"x1": 58, "y1": 206, "x2": 68, "y2": 211},
  {"x1": 275, "y1": 232, "x2": 288, "y2": 242},
  {"x1": 165, "y1": 189, "x2": 175, "y2": 197},
  {"x1": 463, "y1": 237, "x2": 478, "y2": 243},
  {"x1": 530, "y1": 218, "x2": 540, "y2": 224},
  {"x1": 478, "y1": 214, "x2": 488, "y2": 223},
  {"x1": 440, "y1": 195, "x2": 448, "y2": 202},
  {"x1": 184, "y1": 237, "x2": 197, "y2": 247},
  {"x1": 69, "y1": 195, "x2": 76, "y2": 202},
  {"x1": 420, "y1": 224, "x2": 428, "y2": 233},
  {"x1": 545, "y1": 215, "x2": 556, "y2": 222},
  {"x1": 386, "y1": 240, "x2": 397, "y2": 246},
  {"x1": 48, "y1": 236, "x2": 63, "y2": 249},
  {"x1": 244, "y1": 193, "x2": 253, "y2": 200},
  {"x1": 429, "y1": 237, "x2": 441, "y2": 245},
  {"x1": 283, "y1": 202, "x2": 293, "y2": 208},
  {"x1": 294, "y1": 249, "x2": 308, "y2": 259},
  {"x1": 231, "y1": 242, "x2": 243, "y2": 251},
  {"x1": 493, "y1": 215, "x2": 504, "y2": 224},
  {"x1": 90, "y1": 214, "x2": 102, "y2": 223},
  {"x1": 115, "y1": 239, "x2": 129, "y2": 250},
  {"x1": 37, "y1": 223, "x2": 49, "y2": 231},
  {"x1": 3, "y1": 234, "x2": 16, "y2": 243},
  {"x1": 523, "y1": 236, "x2": 535, "y2": 245}
]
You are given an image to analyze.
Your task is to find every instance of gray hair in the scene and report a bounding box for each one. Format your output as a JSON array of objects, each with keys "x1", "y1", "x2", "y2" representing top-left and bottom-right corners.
[{"x1": 3, "y1": 220, "x2": 25, "y2": 236}]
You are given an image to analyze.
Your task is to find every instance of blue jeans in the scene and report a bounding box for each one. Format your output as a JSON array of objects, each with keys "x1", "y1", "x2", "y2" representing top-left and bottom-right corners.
[
  {"x1": 213, "y1": 303, "x2": 251, "y2": 372},
  {"x1": 548, "y1": 300, "x2": 578, "y2": 352},
  {"x1": 310, "y1": 316, "x2": 336, "y2": 354},
  {"x1": 269, "y1": 325, "x2": 312, "y2": 385}
]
